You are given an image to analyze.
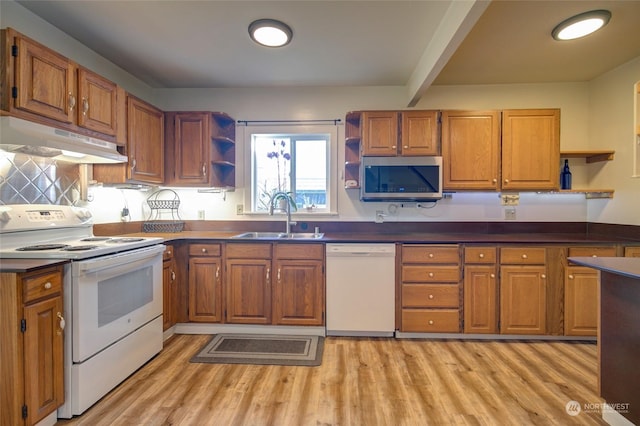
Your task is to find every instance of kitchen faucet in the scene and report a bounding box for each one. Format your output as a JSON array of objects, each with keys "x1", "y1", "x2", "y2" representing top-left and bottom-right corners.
[{"x1": 268, "y1": 191, "x2": 297, "y2": 234}]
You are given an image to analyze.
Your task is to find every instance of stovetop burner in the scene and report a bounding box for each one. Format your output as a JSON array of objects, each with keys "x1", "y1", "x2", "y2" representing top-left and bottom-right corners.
[
  {"x1": 80, "y1": 237, "x2": 113, "y2": 242},
  {"x1": 106, "y1": 238, "x2": 145, "y2": 243},
  {"x1": 16, "y1": 244, "x2": 70, "y2": 251},
  {"x1": 61, "y1": 245, "x2": 99, "y2": 252}
]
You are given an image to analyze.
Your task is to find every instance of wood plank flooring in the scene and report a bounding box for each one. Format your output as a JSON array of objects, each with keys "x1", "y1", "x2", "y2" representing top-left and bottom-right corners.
[{"x1": 56, "y1": 335, "x2": 606, "y2": 425}]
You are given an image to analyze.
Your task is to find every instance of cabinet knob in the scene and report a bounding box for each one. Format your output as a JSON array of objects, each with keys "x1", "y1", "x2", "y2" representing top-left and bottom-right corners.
[
  {"x1": 504, "y1": 179, "x2": 510, "y2": 184},
  {"x1": 428, "y1": 253, "x2": 434, "y2": 258},
  {"x1": 201, "y1": 248, "x2": 207, "y2": 253},
  {"x1": 428, "y1": 320, "x2": 434, "y2": 325},
  {"x1": 167, "y1": 250, "x2": 172, "y2": 256},
  {"x1": 428, "y1": 272, "x2": 434, "y2": 278},
  {"x1": 568, "y1": 274, "x2": 574, "y2": 279},
  {"x1": 521, "y1": 254, "x2": 528, "y2": 259},
  {"x1": 68, "y1": 92, "x2": 76, "y2": 112},
  {"x1": 541, "y1": 274, "x2": 546, "y2": 279},
  {"x1": 492, "y1": 178, "x2": 497, "y2": 183},
  {"x1": 44, "y1": 282, "x2": 52, "y2": 290},
  {"x1": 392, "y1": 145, "x2": 396, "y2": 149},
  {"x1": 57, "y1": 312, "x2": 66, "y2": 331},
  {"x1": 490, "y1": 273, "x2": 495, "y2": 278},
  {"x1": 403, "y1": 145, "x2": 408, "y2": 149},
  {"x1": 428, "y1": 294, "x2": 434, "y2": 299},
  {"x1": 592, "y1": 254, "x2": 598, "y2": 257},
  {"x1": 479, "y1": 253, "x2": 485, "y2": 259}
]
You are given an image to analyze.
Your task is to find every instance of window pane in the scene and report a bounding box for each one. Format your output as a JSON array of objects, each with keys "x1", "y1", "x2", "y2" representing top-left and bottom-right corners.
[
  {"x1": 294, "y1": 139, "x2": 327, "y2": 209},
  {"x1": 253, "y1": 136, "x2": 291, "y2": 211}
]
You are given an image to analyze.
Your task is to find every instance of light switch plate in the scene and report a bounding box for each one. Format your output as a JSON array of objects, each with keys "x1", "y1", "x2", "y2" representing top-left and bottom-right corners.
[{"x1": 236, "y1": 204, "x2": 244, "y2": 215}]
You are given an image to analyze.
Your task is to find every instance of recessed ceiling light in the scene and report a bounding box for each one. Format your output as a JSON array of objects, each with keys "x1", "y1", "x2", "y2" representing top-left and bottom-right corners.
[
  {"x1": 249, "y1": 19, "x2": 292, "y2": 48},
  {"x1": 552, "y1": 10, "x2": 611, "y2": 41}
]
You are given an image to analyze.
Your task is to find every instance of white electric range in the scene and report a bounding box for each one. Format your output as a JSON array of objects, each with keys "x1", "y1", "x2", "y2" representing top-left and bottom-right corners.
[{"x1": 0, "y1": 204, "x2": 165, "y2": 419}]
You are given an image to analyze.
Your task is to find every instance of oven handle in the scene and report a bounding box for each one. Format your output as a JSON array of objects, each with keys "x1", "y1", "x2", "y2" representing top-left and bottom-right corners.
[{"x1": 75, "y1": 244, "x2": 165, "y2": 275}]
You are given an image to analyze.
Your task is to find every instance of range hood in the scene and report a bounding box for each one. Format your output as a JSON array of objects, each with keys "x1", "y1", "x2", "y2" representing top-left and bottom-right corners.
[{"x1": 0, "y1": 116, "x2": 127, "y2": 164}]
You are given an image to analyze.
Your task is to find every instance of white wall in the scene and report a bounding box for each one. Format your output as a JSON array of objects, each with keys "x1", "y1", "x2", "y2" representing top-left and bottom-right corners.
[{"x1": 3, "y1": 0, "x2": 637, "y2": 226}]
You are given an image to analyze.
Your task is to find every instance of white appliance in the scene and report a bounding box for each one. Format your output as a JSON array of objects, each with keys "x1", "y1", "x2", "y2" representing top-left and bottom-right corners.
[
  {"x1": 0, "y1": 204, "x2": 164, "y2": 418},
  {"x1": 326, "y1": 243, "x2": 396, "y2": 336}
]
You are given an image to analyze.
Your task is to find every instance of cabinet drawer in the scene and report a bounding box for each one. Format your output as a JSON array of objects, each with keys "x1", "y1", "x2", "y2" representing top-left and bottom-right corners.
[
  {"x1": 402, "y1": 245, "x2": 460, "y2": 264},
  {"x1": 500, "y1": 247, "x2": 545, "y2": 264},
  {"x1": 568, "y1": 246, "x2": 617, "y2": 259},
  {"x1": 402, "y1": 309, "x2": 460, "y2": 332},
  {"x1": 274, "y1": 243, "x2": 323, "y2": 260},
  {"x1": 163, "y1": 244, "x2": 175, "y2": 261},
  {"x1": 23, "y1": 268, "x2": 62, "y2": 303},
  {"x1": 402, "y1": 265, "x2": 460, "y2": 283},
  {"x1": 225, "y1": 243, "x2": 271, "y2": 259},
  {"x1": 189, "y1": 243, "x2": 221, "y2": 257},
  {"x1": 464, "y1": 246, "x2": 497, "y2": 264},
  {"x1": 402, "y1": 284, "x2": 460, "y2": 308}
]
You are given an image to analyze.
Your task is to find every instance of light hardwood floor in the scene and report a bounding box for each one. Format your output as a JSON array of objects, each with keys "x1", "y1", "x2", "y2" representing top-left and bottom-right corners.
[{"x1": 56, "y1": 335, "x2": 606, "y2": 425}]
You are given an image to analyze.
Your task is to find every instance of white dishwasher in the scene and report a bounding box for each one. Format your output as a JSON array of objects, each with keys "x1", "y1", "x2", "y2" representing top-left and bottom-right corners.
[{"x1": 326, "y1": 243, "x2": 396, "y2": 336}]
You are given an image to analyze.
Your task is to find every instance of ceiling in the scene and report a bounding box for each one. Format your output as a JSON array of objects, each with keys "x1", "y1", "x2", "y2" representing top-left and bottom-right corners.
[{"x1": 13, "y1": 0, "x2": 640, "y2": 105}]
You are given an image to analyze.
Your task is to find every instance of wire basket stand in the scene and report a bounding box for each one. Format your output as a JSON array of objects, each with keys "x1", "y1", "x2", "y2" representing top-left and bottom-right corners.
[{"x1": 143, "y1": 189, "x2": 185, "y2": 233}]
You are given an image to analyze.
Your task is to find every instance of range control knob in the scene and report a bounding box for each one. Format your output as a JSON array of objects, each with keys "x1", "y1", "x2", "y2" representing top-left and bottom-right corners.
[
  {"x1": 0, "y1": 211, "x2": 11, "y2": 223},
  {"x1": 74, "y1": 208, "x2": 92, "y2": 221}
]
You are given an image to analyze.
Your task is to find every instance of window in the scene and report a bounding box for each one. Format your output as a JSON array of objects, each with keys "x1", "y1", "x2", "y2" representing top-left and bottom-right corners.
[{"x1": 243, "y1": 124, "x2": 337, "y2": 214}]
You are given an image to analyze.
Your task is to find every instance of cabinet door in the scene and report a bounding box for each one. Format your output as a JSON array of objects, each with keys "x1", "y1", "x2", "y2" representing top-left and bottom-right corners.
[
  {"x1": 500, "y1": 265, "x2": 547, "y2": 334},
  {"x1": 442, "y1": 110, "x2": 500, "y2": 190},
  {"x1": 188, "y1": 257, "x2": 222, "y2": 322},
  {"x1": 225, "y1": 258, "x2": 272, "y2": 324},
  {"x1": 127, "y1": 96, "x2": 164, "y2": 183},
  {"x1": 77, "y1": 68, "x2": 117, "y2": 136},
  {"x1": 564, "y1": 267, "x2": 598, "y2": 336},
  {"x1": 23, "y1": 296, "x2": 64, "y2": 425},
  {"x1": 273, "y1": 259, "x2": 324, "y2": 326},
  {"x1": 14, "y1": 34, "x2": 75, "y2": 123},
  {"x1": 501, "y1": 109, "x2": 560, "y2": 190},
  {"x1": 163, "y1": 255, "x2": 177, "y2": 330},
  {"x1": 361, "y1": 111, "x2": 398, "y2": 156},
  {"x1": 400, "y1": 110, "x2": 439, "y2": 156},
  {"x1": 463, "y1": 265, "x2": 498, "y2": 334},
  {"x1": 172, "y1": 112, "x2": 210, "y2": 185}
]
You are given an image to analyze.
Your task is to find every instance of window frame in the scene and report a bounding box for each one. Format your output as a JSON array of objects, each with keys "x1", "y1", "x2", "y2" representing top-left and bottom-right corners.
[{"x1": 241, "y1": 123, "x2": 338, "y2": 215}]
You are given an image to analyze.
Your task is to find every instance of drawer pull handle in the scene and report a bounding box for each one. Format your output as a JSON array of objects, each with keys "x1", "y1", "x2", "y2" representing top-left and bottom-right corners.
[
  {"x1": 277, "y1": 268, "x2": 281, "y2": 281},
  {"x1": 44, "y1": 282, "x2": 52, "y2": 290},
  {"x1": 201, "y1": 248, "x2": 207, "y2": 253},
  {"x1": 428, "y1": 272, "x2": 434, "y2": 278},
  {"x1": 215, "y1": 267, "x2": 220, "y2": 279},
  {"x1": 82, "y1": 97, "x2": 89, "y2": 115},
  {"x1": 428, "y1": 294, "x2": 434, "y2": 299},
  {"x1": 428, "y1": 320, "x2": 434, "y2": 325},
  {"x1": 68, "y1": 92, "x2": 76, "y2": 112},
  {"x1": 521, "y1": 254, "x2": 528, "y2": 259},
  {"x1": 568, "y1": 274, "x2": 574, "y2": 279},
  {"x1": 266, "y1": 268, "x2": 270, "y2": 281},
  {"x1": 592, "y1": 254, "x2": 598, "y2": 257},
  {"x1": 479, "y1": 253, "x2": 485, "y2": 259},
  {"x1": 57, "y1": 312, "x2": 65, "y2": 331},
  {"x1": 171, "y1": 271, "x2": 176, "y2": 281}
]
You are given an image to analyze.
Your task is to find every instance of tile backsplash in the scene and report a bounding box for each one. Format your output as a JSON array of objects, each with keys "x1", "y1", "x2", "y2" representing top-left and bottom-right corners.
[{"x1": 0, "y1": 153, "x2": 80, "y2": 205}]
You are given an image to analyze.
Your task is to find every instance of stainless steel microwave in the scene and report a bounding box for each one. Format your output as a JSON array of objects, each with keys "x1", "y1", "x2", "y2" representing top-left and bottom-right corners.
[{"x1": 360, "y1": 156, "x2": 443, "y2": 201}]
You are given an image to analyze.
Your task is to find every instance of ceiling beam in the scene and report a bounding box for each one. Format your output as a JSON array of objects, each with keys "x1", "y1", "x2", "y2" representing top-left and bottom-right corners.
[{"x1": 405, "y1": 0, "x2": 490, "y2": 107}]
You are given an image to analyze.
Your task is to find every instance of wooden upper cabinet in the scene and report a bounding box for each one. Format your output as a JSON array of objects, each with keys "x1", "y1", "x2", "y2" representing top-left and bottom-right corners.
[
  {"x1": 128, "y1": 96, "x2": 164, "y2": 184},
  {"x1": 361, "y1": 111, "x2": 398, "y2": 156},
  {"x1": 501, "y1": 109, "x2": 560, "y2": 191},
  {"x1": 77, "y1": 67, "x2": 117, "y2": 136},
  {"x1": 4, "y1": 29, "x2": 118, "y2": 137},
  {"x1": 400, "y1": 110, "x2": 439, "y2": 156},
  {"x1": 442, "y1": 110, "x2": 501, "y2": 190},
  {"x1": 12, "y1": 31, "x2": 75, "y2": 124},
  {"x1": 166, "y1": 112, "x2": 211, "y2": 186}
]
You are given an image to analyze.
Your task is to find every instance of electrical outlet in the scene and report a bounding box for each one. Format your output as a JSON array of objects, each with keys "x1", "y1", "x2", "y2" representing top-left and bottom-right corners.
[
  {"x1": 198, "y1": 210, "x2": 205, "y2": 220},
  {"x1": 505, "y1": 207, "x2": 517, "y2": 220},
  {"x1": 236, "y1": 204, "x2": 244, "y2": 215},
  {"x1": 375, "y1": 210, "x2": 385, "y2": 223}
]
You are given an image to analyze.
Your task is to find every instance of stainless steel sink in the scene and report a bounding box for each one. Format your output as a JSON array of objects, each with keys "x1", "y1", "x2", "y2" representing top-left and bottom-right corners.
[{"x1": 231, "y1": 232, "x2": 324, "y2": 240}]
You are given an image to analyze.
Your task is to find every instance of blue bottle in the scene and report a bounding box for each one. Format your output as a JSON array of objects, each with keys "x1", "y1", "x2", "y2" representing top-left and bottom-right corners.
[{"x1": 560, "y1": 159, "x2": 572, "y2": 190}]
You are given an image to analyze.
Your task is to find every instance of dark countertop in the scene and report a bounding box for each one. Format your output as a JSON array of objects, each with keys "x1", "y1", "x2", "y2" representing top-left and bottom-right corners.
[
  {"x1": 568, "y1": 257, "x2": 640, "y2": 279},
  {"x1": 0, "y1": 258, "x2": 69, "y2": 273},
  {"x1": 118, "y1": 230, "x2": 636, "y2": 245}
]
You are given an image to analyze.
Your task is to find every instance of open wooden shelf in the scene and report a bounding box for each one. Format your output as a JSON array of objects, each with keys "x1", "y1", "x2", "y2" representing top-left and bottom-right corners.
[
  {"x1": 551, "y1": 189, "x2": 615, "y2": 199},
  {"x1": 560, "y1": 150, "x2": 615, "y2": 163}
]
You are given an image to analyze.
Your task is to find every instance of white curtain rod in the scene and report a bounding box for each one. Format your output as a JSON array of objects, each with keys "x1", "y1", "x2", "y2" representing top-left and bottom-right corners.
[{"x1": 237, "y1": 119, "x2": 341, "y2": 126}]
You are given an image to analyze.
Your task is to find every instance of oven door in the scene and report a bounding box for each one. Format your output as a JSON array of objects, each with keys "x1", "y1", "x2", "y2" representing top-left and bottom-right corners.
[{"x1": 71, "y1": 244, "x2": 165, "y2": 363}]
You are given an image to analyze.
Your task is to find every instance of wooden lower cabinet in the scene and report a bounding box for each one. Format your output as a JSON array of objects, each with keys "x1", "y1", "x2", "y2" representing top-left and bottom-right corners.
[
  {"x1": 188, "y1": 243, "x2": 223, "y2": 322},
  {"x1": 162, "y1": 244, "x2": 177, "y2": 330},
  {"x1": 564, "y1": 266, "x2": 598, "y2": 336},
  {"x1": 463, "y1": 246, "x2": 498, "y2": 334},
  {"x1": 500, "y1": 264, "x2": 547, "y2": 335},
  {"x1": 0, "y1": 265, "x2": 65, "y2": 426},
  {"x1": 400, "y1": 245, "x2": 462, "y2": 332},
  {"x1": 273, "y1": 243, "x2": 324, "y2": 326}
]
